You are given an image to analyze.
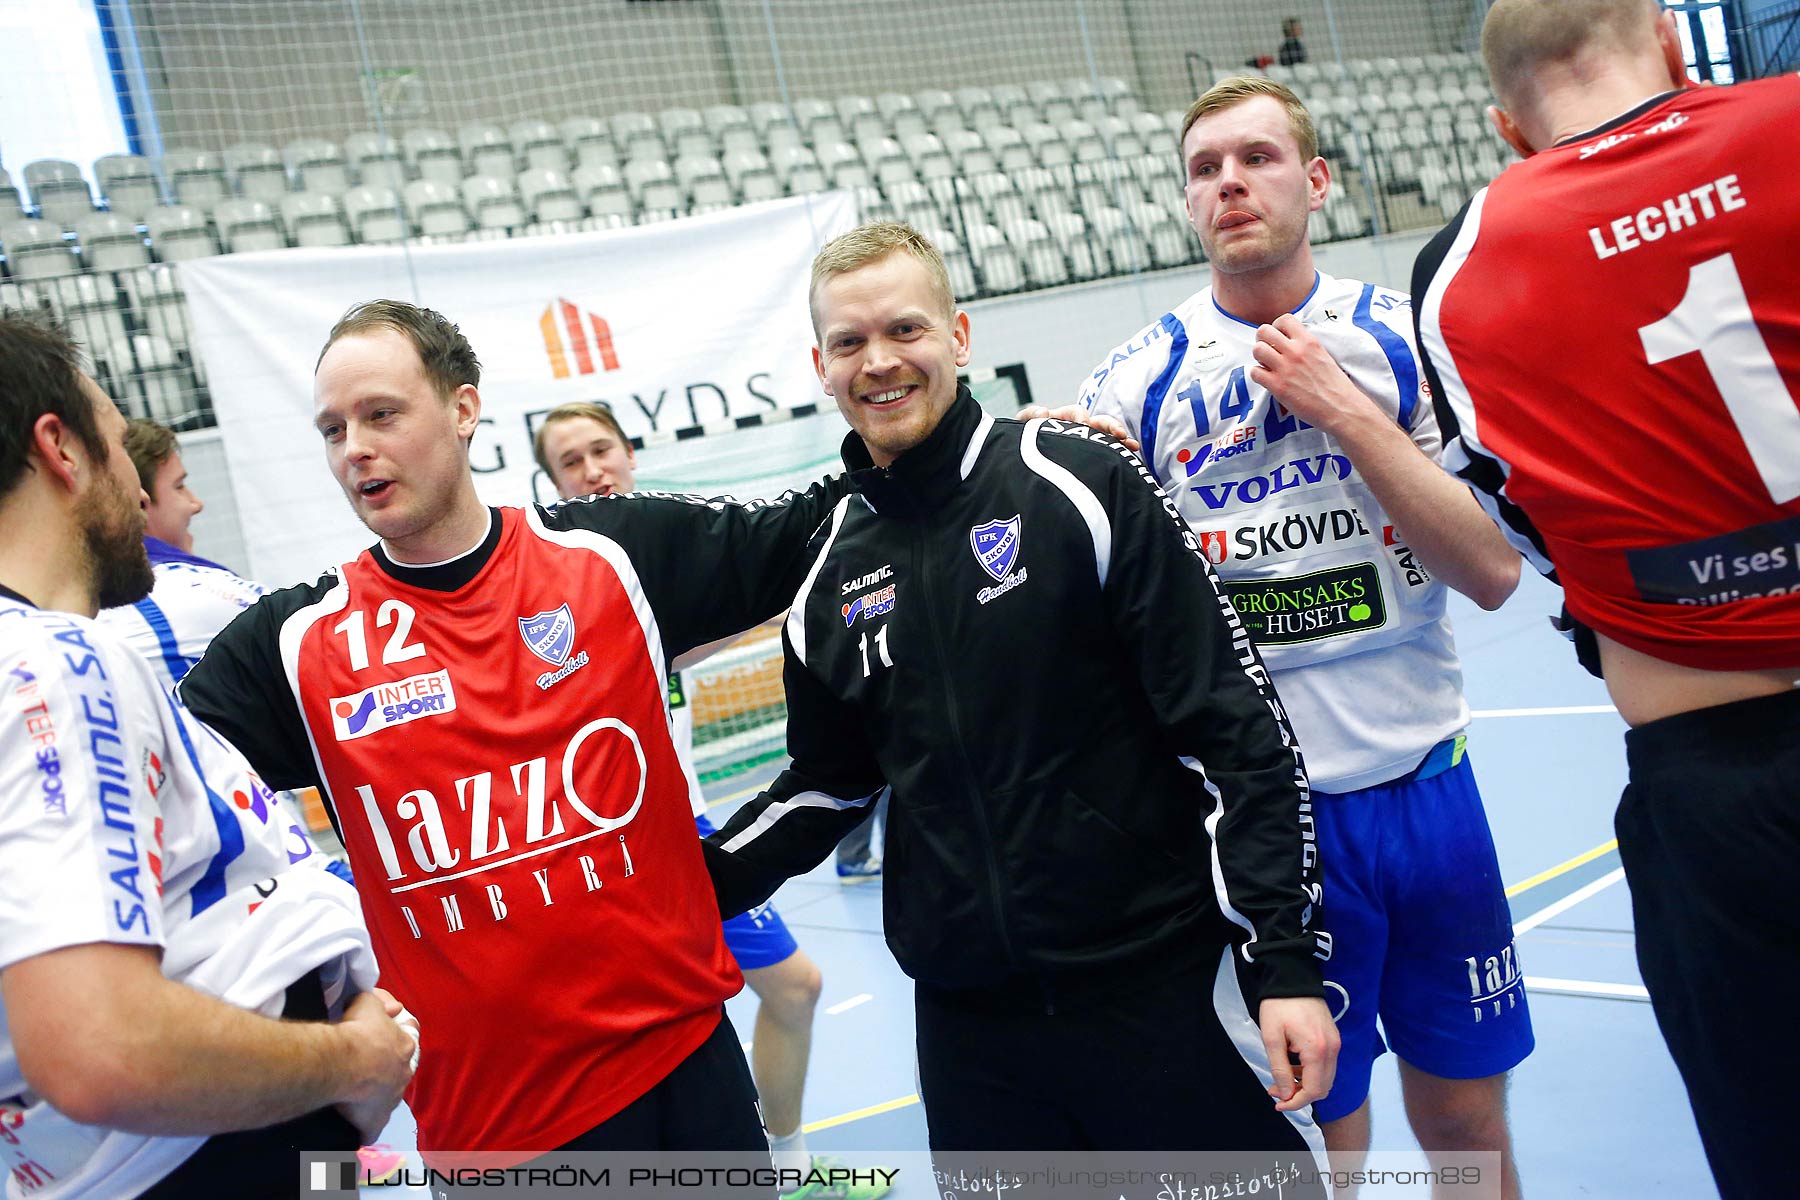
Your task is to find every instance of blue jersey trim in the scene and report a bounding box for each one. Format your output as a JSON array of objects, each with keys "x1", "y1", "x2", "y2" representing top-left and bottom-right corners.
[
  {"x1": 1353, "y1": 284, "x2": 1420, "y2": 429},
  {"x1": 160, "y1": 691, "x2": 246, "y2": 915},
  {"x1": 1140, "y1": 312, "x2": 1190, "y2": 474},
  {"x1": 1210, "y1": 272, "x2": 1321, "y2": 328},
  {"x1": 133, "y1": 596, "x2": 195, "y2": 685},
  {"x1": 144, "y1": 535, "x2": 229, "y2": 573}
]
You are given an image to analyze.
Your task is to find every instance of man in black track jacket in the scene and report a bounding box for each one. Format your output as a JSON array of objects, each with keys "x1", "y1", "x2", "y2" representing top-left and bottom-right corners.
[{"x1": 703, "y1": 222, "x2": 1338, "y2": 1162}]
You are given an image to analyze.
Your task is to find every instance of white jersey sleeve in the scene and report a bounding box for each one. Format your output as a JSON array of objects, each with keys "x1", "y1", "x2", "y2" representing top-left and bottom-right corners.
[
  {"x1": 1078, "y1": 311, "x2": 1185, "y2": 439},
  {"x1": 0, "y1": 611, "x2": 169, "y2": 970},
  {"x1": 0, "y1": 598, "x2": 374, "y2": 1199},
  {"x1": 98, "y1": 560, "x2": 265, "y2": 691}
]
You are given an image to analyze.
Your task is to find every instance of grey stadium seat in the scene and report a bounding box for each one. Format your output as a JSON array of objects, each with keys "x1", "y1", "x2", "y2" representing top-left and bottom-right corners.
[
  {"x1": 342, "y1": 185, "x2": 407, "y2": 243},
  {"x1": 75, "y1": 212, "x2": 152, "y2": 271},
  {"x1": 23, "y1": 160, "x2": 94, "y2": 228},
  {"x1": 282, "y1": 191, "x2": 351, "y2": 247},
  {"x1": 144, "y1": 204, "x2": 219, "y2": 261}
]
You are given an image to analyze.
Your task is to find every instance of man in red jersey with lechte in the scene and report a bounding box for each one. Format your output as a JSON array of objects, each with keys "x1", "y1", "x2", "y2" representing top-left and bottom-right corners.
[
  {"x1": 179, "y1": 301, "x2": 846, "y2": 1178},
  {"x1": 1410, "y1": 4, "x2": 1799, "y2": 1196}
]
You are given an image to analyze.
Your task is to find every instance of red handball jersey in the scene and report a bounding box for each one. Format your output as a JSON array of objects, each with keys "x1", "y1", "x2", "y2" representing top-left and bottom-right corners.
[
  {"x1": 1414, "y1": 77, "x2": 1800, "y2": 671},
  {"x1": 181, "y1": 487, "x2": 842, "y2": 1163}
]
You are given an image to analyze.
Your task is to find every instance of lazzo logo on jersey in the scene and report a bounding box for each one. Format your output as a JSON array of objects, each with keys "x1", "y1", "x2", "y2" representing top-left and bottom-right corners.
[
  {"x1": 350, "y1": 718, "x2": 649, "y2": 939},
  {"x1": 842, "y1": 584, "x2": 897, "y2": 627},
  {"x1": 330, "y1": 670, "x2": 457, "y2": 741}
]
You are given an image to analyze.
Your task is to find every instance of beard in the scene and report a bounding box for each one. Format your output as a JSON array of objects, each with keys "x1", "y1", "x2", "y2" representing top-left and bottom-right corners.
[{"x1": 78, "y1": 471, "x2": 155, "y2": 610}]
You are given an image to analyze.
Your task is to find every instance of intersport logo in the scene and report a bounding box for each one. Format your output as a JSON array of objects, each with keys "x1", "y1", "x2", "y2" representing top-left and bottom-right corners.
[{"x1": 330, "y1": 669, "x2": 456, "y2": 742}]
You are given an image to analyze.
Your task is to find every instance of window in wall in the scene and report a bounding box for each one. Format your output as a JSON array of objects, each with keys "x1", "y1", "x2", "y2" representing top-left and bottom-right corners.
[
  {"x1": 0, "y1": 0, "x2": 130, "y2": 190},
  {"x1": 1666, "y1": 1, "x2": 1737, "y2": 83}
]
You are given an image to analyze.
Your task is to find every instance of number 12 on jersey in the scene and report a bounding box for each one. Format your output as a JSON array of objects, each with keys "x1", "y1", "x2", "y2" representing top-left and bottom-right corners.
[{"x1": 335, "y1": 600, "x2": 427, "y2": 671}]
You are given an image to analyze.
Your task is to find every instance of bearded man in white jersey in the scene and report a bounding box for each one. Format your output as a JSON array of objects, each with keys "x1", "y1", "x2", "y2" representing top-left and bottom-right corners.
[
  {"x1": 0, "y1": 311, "x2": 415, "y2": 1198},
  {"x1": 1062, "y1": 78, "x2": 1532, "y2": 1197}
]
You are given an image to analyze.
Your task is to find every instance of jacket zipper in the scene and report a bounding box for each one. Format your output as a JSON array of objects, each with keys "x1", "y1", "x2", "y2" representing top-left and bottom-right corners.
[{"x1": 913, "y1": 522, "x2": 1020, "y2": 971}]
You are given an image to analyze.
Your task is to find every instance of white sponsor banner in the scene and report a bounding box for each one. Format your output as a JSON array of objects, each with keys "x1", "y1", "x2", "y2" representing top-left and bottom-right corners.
[{"x1": 180, "y1": 193, "x2": 858, "y2": 587}]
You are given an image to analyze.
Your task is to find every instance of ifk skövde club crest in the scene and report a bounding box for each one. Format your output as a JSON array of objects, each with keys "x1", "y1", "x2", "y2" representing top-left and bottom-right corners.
[
  {"x1": 969, "y1": 515, "x2": 1022, "y2": 583},
  {"x1": 518, "y1": 604, "x2": 576, "y2": 667}
]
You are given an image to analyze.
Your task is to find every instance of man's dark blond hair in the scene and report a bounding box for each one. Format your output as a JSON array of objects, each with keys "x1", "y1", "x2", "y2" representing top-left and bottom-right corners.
[
  {"x1": 316, "y1": 299, "x2": 481, "y2": 401},
  {"x1": 1179, "y1": 76, "x2": 1320, "y2": 165},
  {"x1": 123, "y1": 417, "x2": 180, "y2": 494},
  {"x1": 809, "y1": 221, "x2": 955, "y2": 339},
  {"x1": 1482, "y1": 0, "x2": 1663, "y2": 112}
]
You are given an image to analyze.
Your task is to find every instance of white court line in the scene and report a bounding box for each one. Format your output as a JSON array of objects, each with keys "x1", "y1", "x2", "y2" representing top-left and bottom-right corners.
[
  {"x1": 1525, "y1": 976, "x2": 1651, "y2": 1001},
  {"x1": 825, "y1": 992, "x2": 873, "y2": 1016},
  {"x1": 1471, "y1": 704, "x2": 1618, "y2": 718},
  {"x1": 1514, "y1": 867, "x2": 1627, "y2": 934}
]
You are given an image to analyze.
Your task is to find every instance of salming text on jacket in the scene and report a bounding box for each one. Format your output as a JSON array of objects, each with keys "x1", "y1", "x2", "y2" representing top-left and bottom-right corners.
[{"x1": 705, "y1": 388, "x2": 1327, "y2": 1003}]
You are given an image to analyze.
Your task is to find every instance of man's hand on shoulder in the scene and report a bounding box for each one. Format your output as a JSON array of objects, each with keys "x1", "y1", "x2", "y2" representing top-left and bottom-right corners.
[
  {"x1": 1017, "y1": 405, "x2": 1141, "y2": 452},
  {"x1": 1258, "y1": 994, "x2": 1339, "y2": 1113}
]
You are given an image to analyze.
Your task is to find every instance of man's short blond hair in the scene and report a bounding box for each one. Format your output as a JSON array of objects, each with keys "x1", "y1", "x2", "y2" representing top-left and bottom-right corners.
[
  {"x1": 1482, "y1": 0, "x2": 1663, "y2": 112},
  {"x1": 809, "y1": 221, "x2": 955, "y2": 339},
  {"x1": 1179, "y1": 76, "x2": 1319, "y2": 165}
]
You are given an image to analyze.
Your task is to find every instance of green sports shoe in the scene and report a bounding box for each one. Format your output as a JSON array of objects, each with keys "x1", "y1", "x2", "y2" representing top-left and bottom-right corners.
[{"x1": 778, "y1": 1154, "x2": 896, "y2": 1200}]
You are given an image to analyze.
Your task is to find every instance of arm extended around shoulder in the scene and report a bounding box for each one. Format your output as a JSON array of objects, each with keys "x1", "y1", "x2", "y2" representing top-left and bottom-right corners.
[
  {"x1": 1, "y1": 942, "x2": 410, "y2": 1135},
  {"x1": 553, "y1": 475, "x2": 852, "y2": 659},
  {"x1": 701, "y1": 625, "x2": 885, "y2": 917},
  {"x1": 178, "y1": 590, "x2": 321, "y2": 792},
  {"x1": 1047, "y1": 428, "x2": 1325, "y2": 999}
]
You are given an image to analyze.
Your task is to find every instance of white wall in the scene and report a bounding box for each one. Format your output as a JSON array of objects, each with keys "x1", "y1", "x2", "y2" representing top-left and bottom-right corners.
[{"x1": 176, "y1": 429, "x2": 253, "y2": 577}]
